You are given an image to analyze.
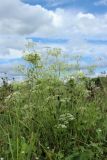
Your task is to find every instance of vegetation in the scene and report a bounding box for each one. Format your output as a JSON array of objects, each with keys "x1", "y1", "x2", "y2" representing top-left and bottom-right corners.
[{"x1": 0, "y1": 44, "x2": 107, "y2": 160}]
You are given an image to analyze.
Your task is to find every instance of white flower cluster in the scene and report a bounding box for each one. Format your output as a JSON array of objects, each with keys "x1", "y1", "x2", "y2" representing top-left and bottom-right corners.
[
  {"x1": 56, "y1": 113, "x2": 75, "y2": 129},
  {"x1": 76, "y1": 71, "x2": 85, "y2": 78},
  {"x1": 96, "y1": 128, "x2": 102, "y2": 133},
  {"x1": 63, "y1": 75, "x2": 75, "y2": 83},
  {"x1": 59, "y1": 113, "x2": 75, "y2": 121},
  {"x1": 56, "y1": 124, "x2": 67, "y2": 129}
]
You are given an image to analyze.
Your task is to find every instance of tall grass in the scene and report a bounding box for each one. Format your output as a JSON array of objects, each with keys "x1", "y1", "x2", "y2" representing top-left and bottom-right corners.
[{"x1": 0, "y1": 45, "x2": 107, "y2": 159}]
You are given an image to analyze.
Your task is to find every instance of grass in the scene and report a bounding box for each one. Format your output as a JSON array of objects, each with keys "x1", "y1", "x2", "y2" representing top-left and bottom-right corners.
[{"x1": 0, "y1": 47, "x2": 107, "y2": 159}]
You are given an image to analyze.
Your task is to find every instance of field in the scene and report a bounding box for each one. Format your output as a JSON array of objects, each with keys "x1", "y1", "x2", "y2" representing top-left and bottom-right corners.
[{"x1": 0, "y1": 46, "x2": 107, "y2": 160}]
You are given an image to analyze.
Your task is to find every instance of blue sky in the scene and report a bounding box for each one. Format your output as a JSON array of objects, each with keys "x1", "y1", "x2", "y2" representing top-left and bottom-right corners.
[
  {"x1": 0, "y1": 0, "x2": 107, "y2": 81},
  {"x1": 22, "y1": 0, "x2": 107, "y2": 13}
]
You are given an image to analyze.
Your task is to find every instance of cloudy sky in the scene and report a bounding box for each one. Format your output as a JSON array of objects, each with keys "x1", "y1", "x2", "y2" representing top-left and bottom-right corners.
[{"x1": 1, "y1": 0, "x2": 107, "y2": 80}]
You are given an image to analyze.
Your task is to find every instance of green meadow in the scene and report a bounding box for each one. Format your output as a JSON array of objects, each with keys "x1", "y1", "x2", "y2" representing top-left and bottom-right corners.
[{"x1": 1, "y1": 45, "x2": 107, "y2": 160}]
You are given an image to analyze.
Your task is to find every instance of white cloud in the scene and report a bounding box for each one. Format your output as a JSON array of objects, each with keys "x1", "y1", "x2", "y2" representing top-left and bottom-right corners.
[
  {"x1": 0, "y1": 49, "x2": 23, "y2": 59},
  {"x1": 1, "y1": 0, "x2": 107, "y2": 77},
  {"x1": 32, "y1": 9, "x2": 107, "y2": 39},
  {"x1": 77, "y1": 12, "x2": 95, "y2": 19},
  {"x1": 0, "y1": 58, "x2": 24, "y2": 80},
  {"x1": 65, "y1": 37, "x2": 107, "y2": 69},
  {"x1": 0, "y1": 0, "x2": 54, "y2": 35},
  {"x1": 0, "y1": 0, "x2": 107, "y2": 38},
  {"x1": 0, "y1": 36, "x2": 28, "y2": 58}
]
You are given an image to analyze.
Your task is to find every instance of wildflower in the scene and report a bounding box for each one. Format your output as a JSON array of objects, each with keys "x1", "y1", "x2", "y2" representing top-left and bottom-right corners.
[
  {"x1": 64, "y1": 121, "x2": 69, "y2": 125},
  {"x1": 97, "y1": 128, "x2": 102, "y2": 133},
  {"x1": 68, "y1": 116, "x2": 75, "y2": 121},
  {"x1": 56, "y1": 124, "x2": 67, "y2": 129},
  {"x1": 60, "y1": 114, "x2": 65, "y2": 118},
  {"x1": 66, "y1": 113, "x2": 74, "y2": 118},
  {"x1": 56, "y1": 113, "x2": 75, "y2": 130},
  {"x1": 77, "y1": 71, "x2": 85, "y2": 78},
  {"x1": 71, "y1": 76, "x2": 75, "y2": 80},
  {"x1": 21, "y1": 151, "x2": 25, "y2": 154},
  {"x1": 59, "y1": 113, "x2": 75, "y2": 122},
  {"x1": 0, "y1": 158, "x2": 4, "y2": 160}
]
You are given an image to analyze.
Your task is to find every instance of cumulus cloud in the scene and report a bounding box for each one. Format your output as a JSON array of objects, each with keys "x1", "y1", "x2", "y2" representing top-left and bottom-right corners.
[
  {"x1": 64, "y1": 37, "x2": 107, "y2": 70},
  {"x1": 0, "y1": 36, "x2": 28, "y2": 58},
  {"x1": 32, "y1": 9, "x2": 107, "y2": 39},
  {"x1": 0, "y1": 0, "x2": 54, "y2": 35},
  {"x1": 1, "y1": 0, "x2": 107, "y2": 77},
  {"x1": 0, "y1": 0, "x2": 107, "y2": 38}
]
